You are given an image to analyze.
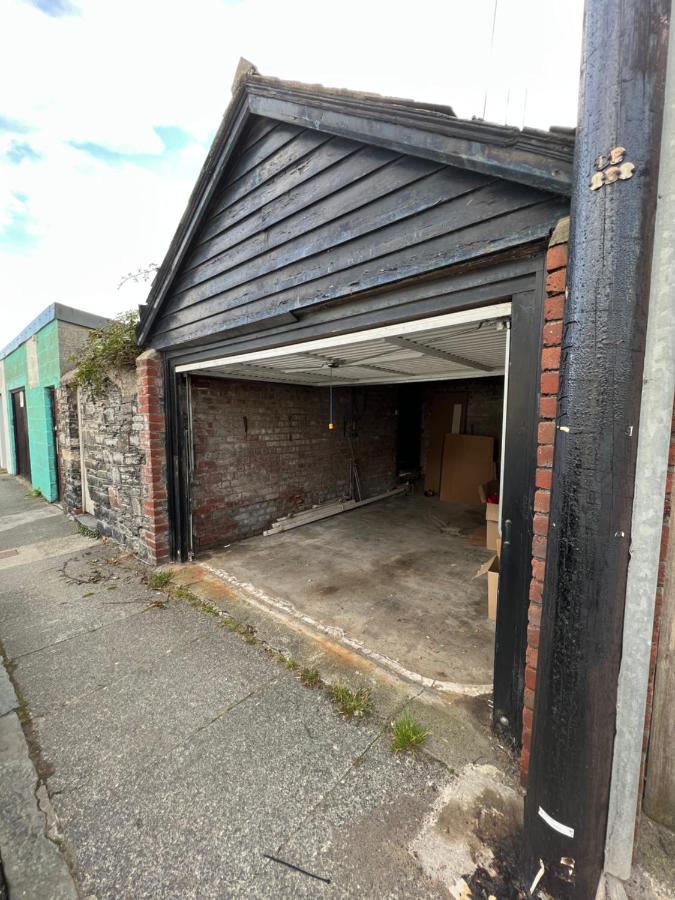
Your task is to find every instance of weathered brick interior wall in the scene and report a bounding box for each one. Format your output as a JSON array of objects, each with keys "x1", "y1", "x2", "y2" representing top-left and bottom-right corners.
[
  {"x1": 56, "y1": 350, "x2": 169, "y2": 565},
  {"x1": 520, "y1": 217, "x2": 569, "y2": 784},
  {"x1": 190, "y1": 376, "x2": 398, "y2": 551},
  {"x1": 420, "y1": 377, "x2": 505, "y2": 475}
]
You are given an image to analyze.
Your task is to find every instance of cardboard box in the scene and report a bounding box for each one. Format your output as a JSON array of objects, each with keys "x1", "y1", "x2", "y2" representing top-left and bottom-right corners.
[
  {"x1": 487, "y1": 555, "x2": 500, "y2": 621},
  {"x1": 424, "y1": 394, "x2": 466, "y2": 494},
  {"x1": 485, "y1": 502, "x2": 499, "y2": 552},
  {"x1": 439, "y1": 434, "x2": 494, "y2": 504}
]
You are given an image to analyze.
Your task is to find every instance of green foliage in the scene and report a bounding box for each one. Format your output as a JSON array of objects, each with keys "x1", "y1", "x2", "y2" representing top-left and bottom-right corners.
[
  {"x1": 28, "y1": 487, "x2": 43, "y2": 498},
  {"x1": 71, "y1": 311, "x2": 140, "y2": 397},
  {"x1": 148, "y1": 570, "x2": 173, "y2": 590},
  {"x1": 300, "y1": 667, "x2": 322, "y2": 688},
  {"x1": 76, "y1": 522, "x2": 99, "y2": 539},
  {"x1": 390, "y1": 711, "x2": 429, "y2": 753},
  {"x1": 329, "y1": 684, "x2": 371, "y2": 719}
]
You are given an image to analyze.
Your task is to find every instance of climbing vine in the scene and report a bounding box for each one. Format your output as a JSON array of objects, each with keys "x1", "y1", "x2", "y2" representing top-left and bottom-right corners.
[{"x1": 72, "y1": 310, "x2": 140, "y2": 397}]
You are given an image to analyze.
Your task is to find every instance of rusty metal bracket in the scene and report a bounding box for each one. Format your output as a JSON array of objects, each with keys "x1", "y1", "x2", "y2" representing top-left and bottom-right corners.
[{"x1": 590, "y1": 146, "x2": 636, "y2": 190}]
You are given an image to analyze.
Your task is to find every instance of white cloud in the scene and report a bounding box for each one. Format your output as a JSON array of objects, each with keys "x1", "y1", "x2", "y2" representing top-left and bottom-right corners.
[{"x1": 0, "y1": 0, "x2": 583, "y2": 348}]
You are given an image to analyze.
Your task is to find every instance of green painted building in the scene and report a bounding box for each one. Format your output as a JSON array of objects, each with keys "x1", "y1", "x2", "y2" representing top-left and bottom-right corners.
[{"x1": 0, "y1": 304, "x2": 108, "y2": 501}]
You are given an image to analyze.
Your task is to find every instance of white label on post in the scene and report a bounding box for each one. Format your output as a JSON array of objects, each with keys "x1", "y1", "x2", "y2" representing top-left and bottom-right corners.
[{"x1": 538, "y1": 806, "x2": 575, "y2": 838}]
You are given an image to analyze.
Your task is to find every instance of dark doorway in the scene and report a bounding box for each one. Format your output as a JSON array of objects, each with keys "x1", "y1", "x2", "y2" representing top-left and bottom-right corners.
[
  {"x1": 49, "y1": 387, "x2": 60, "y2": 500},
  {"x1": 396, "y1": 385, "x2": 422, "y2": 474},
  {"x1": 11, "y1": 388, "x2": 31, "y2": 481}
]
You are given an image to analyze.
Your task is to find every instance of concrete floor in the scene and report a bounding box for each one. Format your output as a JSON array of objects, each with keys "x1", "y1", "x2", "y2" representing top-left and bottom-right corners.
[{"x1": 201, "y1": 492, "x2": 496, "y2": 689}]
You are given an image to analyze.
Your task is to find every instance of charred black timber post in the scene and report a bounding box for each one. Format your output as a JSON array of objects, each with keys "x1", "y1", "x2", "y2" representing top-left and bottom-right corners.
[{"x1": 524, "y1": 1, "x2": 670, "y2": 897}]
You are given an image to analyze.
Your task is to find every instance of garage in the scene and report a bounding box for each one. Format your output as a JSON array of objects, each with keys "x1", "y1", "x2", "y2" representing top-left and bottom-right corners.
[
  {"x1": 177, "y1": 304, "x2": 510, "y2": 691},
  {"x1": 136, "y1": 66, "x2": 573, "y2": 744}
]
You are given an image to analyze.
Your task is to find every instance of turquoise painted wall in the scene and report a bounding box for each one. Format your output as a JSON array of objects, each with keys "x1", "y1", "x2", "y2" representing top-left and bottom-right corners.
[{"x1": 3, "y1": 319, "x2": 61, "y2": 501}]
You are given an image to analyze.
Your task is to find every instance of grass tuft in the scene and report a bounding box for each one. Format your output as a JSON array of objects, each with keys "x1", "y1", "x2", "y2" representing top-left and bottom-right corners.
[
  {"x1": 390, "y1": 710, "x2": 429, "y2": 754},
  {"x1": 300, "y1": 667, "x2": 322, "y2": 688},
  {"x1": 28, "y1": 487, "x2": 43, "y2": 498},
  {"x1": 76, "y1": 522, "x2": 99, "y2": 539},
  {"x1": 148, "y1": 570, "x2": 173, "y2": 590},
  {"x1": 329, "y1": 684, "x2": 371, "y2": 719}
]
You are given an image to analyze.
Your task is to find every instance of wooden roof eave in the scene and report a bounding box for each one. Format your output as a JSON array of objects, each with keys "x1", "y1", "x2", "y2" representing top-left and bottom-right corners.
[{"x1": 137, "y1": 73, "x2": 574, "y2": 346}]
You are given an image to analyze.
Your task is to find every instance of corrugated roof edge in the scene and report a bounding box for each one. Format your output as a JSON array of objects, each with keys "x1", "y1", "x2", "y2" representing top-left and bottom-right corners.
[
  {"x1": 137, "y1": 61, "x2": 575, "y2": 345},
  {"x1": 0, "y1": 302, "x2": 110, "y2": 360}
]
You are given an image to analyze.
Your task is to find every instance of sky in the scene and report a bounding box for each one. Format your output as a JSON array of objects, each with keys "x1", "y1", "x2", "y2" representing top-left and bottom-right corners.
[{"x1": 0, "y1": 0, "x2": 584, "y2": 350}]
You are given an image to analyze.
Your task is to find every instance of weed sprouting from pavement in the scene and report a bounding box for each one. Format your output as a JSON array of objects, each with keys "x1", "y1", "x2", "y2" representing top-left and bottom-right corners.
[
  {"x1": 28, "y1": 487, "x2": 43, "y2": 498},
  {"x1": 76, "y1": 523, "x2": 99, "y2": 539},
  {"x1": 148, "y1": 570, "x2": 173, "y2": 590},
  {"x1": 271, "y1": 651, "x2": 299, "y2": 670},
  {"x1": 390, "y1": 711, "x2": 429, "y2": 753},
  {"x1": 300, "y1": 667, "x2": 322, "y2": 688},
  {"x1": 330, "y1": 684, "x2": 371, "y2": 719}
]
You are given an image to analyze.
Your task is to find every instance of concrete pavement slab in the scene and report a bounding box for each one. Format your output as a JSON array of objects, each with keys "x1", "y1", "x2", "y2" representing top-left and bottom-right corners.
[
  {"x1": 52, "y1": 675, "x2": 388, "y2": 899},
  {"x1": 0, "y1": 504, "x2": 62, "y2": 534},
  {"x1": 37, "y1": 627, "x2": 283, "y2": 791},
  {"x1": 255, "y1": 735, "x2": 448, "y2": 899},
  {"x1": 0, "y1": 711, "x2": 77, "y2": 900},
  {"x1": 13, "y1": 598, "x2": 220, "y2": 714},
  {"x1": 0, "y1": 554, "x2": 157, "y2": 662},
  {"x1": 0, "y1": 533, "x2": 94, "y2": 568},
  {"x1": 0, "y1": 667, "x2": 17, "y2": 718}
]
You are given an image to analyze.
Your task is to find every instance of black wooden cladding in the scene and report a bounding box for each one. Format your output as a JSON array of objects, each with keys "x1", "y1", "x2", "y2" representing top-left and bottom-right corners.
[
  {"x1": 147, "y1": 115, "x2": 567, "y2": 350},
  {"x1": 524, "y1": 0, "x2": 670, "y2": 894}
]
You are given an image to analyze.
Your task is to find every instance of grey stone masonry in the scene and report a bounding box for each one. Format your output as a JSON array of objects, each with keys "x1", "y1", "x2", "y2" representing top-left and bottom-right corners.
[{"x1": 57, "y1": 369, "x2": 149, "y2": 559}]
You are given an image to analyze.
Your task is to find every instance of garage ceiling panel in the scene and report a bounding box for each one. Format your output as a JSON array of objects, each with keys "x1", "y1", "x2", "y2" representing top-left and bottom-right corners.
[{"x1": 179, "y1": 302, "x2": 511, "y2": 386}]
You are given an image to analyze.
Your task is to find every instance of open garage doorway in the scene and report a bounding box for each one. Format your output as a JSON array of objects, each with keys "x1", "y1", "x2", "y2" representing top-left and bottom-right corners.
[{"x1": 173, "y1": 298, "x2": 540, "y2": 741}]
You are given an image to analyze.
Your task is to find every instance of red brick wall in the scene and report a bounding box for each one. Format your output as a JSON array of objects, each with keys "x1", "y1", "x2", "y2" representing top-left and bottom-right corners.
[
  {"x1": 519, "y1": 225, "x2": 674, "y2": 795},
  {"x1": 137, "y1": 350, "x2": 170, "y2": 565},
  {"x1": 190, "y1": 376, "x2": 398, "y2": 551},
  {"x1": 641, "y1": 405, "x2": 675, "y2": 798},
  {"x1": 520, "y1": 219, "x2": 569, "y2": 784}
]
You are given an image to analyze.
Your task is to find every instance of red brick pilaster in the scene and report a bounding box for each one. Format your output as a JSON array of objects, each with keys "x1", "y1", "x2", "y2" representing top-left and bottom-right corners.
[
  {"x1": 136, "y1": 350, "x2": 170, "y2": 565},
  {"x1": 520, "y1": 217, "x2": 569, "y2": 784}
]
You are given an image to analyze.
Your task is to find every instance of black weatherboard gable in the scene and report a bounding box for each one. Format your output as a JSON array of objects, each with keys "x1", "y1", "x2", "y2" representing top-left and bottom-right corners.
[{"x1": 138, "y1": 61, "x2": 574, "y2": 346}]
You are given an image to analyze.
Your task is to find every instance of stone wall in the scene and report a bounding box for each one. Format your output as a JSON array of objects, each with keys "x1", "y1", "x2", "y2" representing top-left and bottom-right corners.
[
  {"x1": 56, "y1": 350, "x2": 169, "y2": 565},
  {"x1": 190, "y1": 376, "x2": 398, "y2": 551},
  {"x1": 55, "y1": 372, "x2": 81, "y2": 511}
]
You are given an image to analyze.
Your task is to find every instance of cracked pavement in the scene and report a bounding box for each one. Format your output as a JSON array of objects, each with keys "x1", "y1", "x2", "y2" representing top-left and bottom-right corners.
[{"x1": 0, "y1": 474, "x2": 455, "y2": 898}]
